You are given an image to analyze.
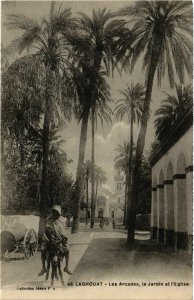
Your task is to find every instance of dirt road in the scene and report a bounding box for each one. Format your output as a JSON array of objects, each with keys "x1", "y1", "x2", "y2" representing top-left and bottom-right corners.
[{"x1": 1, "y1": 225, "x2": 192, "y2": 300}]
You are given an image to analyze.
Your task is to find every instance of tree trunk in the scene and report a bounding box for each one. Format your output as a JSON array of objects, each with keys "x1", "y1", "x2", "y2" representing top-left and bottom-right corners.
[
  {"x1": 40, "y1": 107, "x2": 50, "y2": 218},
  {"x1": 94, "y1": 180, "x2": 98, "y2": 220},
  {"x1": 72, "y1": 47, "x2": 102, "y2": 232},
  {"x1": 95, "y1": 181, "x2": 98, "y2": 207},
  {"x1": 124, "y1": 171, "x2": 128, "y2": 227},
  {"x1": 40, "y1": 67, "x2": 55, "y2": 218},
  {"x1": 90, "y1": 107, "x2": 95, "y2": 228},
  {"x1": 90, "y1": 49, "x2": 103, "y2": 229},
  {"x1": 71, "y1": 111, "x2": 89, "y2": 233},
  {"x1": 85, "y1": 173, "x2": 89, "y2": 225},
  {"x1": 19, "y1": 139, "x2": 25, "y2": 167},
  {"x1": 1, "y1": 134, "x2": 5, "y2": 169},
  {"x1": 126, "y1": 107, "x2": 133, "y2": 230},
  {"x1": 127, "y1": 39, "x2": 161, "y2": 243}
]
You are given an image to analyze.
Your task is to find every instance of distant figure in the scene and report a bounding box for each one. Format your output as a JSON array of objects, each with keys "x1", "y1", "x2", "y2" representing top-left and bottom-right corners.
[
  {"x1": 99, "y1": 217, "x2": 104, "y2": 229},
  {"x1": 112, "y1": 218, "x2": 116, "y2": 230}
]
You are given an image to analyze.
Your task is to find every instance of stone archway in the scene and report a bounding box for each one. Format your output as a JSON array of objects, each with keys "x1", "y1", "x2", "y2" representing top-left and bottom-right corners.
[
  {"x1": 157, "y1": 169, "x2": 165, "y2": 243},
  {"x1": 174, "y1": 152, "x2": 187, "y2": 249},
  {"x1": 164, "y1": 162, "x2": 174, "y2": 247}
]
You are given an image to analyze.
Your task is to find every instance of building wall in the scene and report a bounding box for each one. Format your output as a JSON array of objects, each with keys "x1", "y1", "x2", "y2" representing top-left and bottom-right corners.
[
  {"x1": 109, "y1": 174, "x2": 125, "y2": 222},
  {"x1": 151, "y1": 127, "x2": 192, "y2": 253},
  {"x1": 95, "y1": 195, "x2": 109, "y2": 219}
]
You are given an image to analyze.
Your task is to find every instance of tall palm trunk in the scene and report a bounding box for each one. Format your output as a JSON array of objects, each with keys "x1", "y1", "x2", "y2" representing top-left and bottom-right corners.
[
  {"x1": 123, "y1": 171, "x2": 128, "y2": 227},
  {"x1": 19, "y1": 139, "x2": 25, "y2": 167},
  {"x1": 90, "y1": 49, "x2": 102, "y2": 229},
  {"x1": 1, "y1": 133, "x2": 5, "y2": 165},
  {"x1": 94, "y1": 180, "x2": 98, "y2": 213},
  {"x1": 72, "y1": 49, "x2": 102, "y2": 232},
  {"x1": 40, "y1": 110, "x2": 50, "y2": 216},
  {"x1": 90, "y1": 107, "x2": 95, "y2": 228},
  {"x1": 126, "y1": 107, "x2": 133, "y2": 229},
  {"x1": 127, "y1": 36, "x2": 162, "y2": 243},
  {"x1": 39, "y1": 67, "x2": 55, "y2": 235},
  {"x1": 72, "y1": 111, "x2": 90, "y2": 233},
  {"x1": 85, "y1": 172, "x2": 89, "y2": 225}
]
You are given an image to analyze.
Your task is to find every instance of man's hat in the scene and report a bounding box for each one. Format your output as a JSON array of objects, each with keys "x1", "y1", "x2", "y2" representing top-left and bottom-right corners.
[{"x1": 52, "y1": 205, "x2": 61, "y2": 216}]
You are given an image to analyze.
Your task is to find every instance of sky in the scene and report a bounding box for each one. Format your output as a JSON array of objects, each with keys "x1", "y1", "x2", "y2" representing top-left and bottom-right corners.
[{"x1": 2, "y1": 1, "x2": 190, "y2": 192}]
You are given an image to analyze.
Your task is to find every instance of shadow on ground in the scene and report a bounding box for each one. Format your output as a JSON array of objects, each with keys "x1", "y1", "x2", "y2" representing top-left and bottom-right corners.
[
  {"x1": 68, "y1": 238, "x2": 192, "y2": 284},
  {"x1": 17, "y1": 280, "x2": 46, "y2": 288},
  {"x1": 1, "y1": 256, "x2": 26, "y2": 263}
]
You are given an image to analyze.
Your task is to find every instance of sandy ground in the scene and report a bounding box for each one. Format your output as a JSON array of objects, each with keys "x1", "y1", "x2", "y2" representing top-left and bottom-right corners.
[{"x1": 0, "y1": 224, "x2": 192, "y2": 300}]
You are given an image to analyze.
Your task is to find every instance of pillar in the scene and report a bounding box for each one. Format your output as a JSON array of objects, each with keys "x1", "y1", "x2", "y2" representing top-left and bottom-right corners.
[
  {"x1": 185, "y1": 166, "x2": 193, "y2": 254},
  {"x1": 164, "y1": 180, "x2": 174, "y2": 247},
  {"x1": 157, "y1": 184, "x2": 165, "y2": 243},
  {"x1": 173, "y1": 174, "x2": 187, "y2": 249},
  {"x1": 151, "y1": 187, "x2": 157, "y2": 240}
]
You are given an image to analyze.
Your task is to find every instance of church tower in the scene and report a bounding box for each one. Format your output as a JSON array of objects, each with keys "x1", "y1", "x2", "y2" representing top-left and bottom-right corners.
[{"x1": 114, "y1": 172, "x2": 124, "y2": 203}]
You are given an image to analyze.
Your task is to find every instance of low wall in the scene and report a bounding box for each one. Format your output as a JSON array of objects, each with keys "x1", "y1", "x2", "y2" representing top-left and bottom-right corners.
[{"x1": 1, "y1": 215, "x2": 40, "y2": 235}]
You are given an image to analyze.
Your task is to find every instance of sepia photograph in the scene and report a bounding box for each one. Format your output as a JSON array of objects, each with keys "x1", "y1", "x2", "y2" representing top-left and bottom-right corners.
[{"x1": 0, "y1": 1, "x2": 193, "y2": 299}]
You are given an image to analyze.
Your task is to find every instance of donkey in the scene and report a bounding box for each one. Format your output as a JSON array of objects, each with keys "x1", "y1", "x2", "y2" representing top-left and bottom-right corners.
[{"x1": 45, "y1": 244, "x2": 65, "y2": 288}]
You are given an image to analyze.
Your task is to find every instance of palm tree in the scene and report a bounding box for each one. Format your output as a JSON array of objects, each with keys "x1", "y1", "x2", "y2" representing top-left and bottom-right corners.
[
  {"x1": 69, "y1": 9, "x2": 129, "y2": 233},
  {"x1": 5, "y1": 3, "x2": 74, "y2": 219},
  {"x1": 83, "y1": 160, "x2": 92, "y2": 225},
  {"x1": 90, "y1": 72, "x2": 113, "y2": 228},
  {"x1": 119, "y1": 1, "x2": 192, "y2": 242},
  {"x1": 154, "y1": 84, "x2": 192, "y2": 141},
  {"x1": 115, "y1": 83, "x2": 144, "y2": 228},
  {"x1": 83, "y1": 161, "x2": 107, "y2": 224}
]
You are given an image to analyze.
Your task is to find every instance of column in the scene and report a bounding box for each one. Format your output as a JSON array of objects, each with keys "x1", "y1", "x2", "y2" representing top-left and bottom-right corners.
[
  {"x1": 173, "y1": 174, "x2": 187, "y2": 249},
  {"x1": 151, "y1": 187, "x2": 157, "y2": 240},
  {"x1": 157, "y1": 184, "x2": 165, "y2": 243},
  {"x1": 185, "y1": 166, "x2": 193, "y2": 254},
  {"x1": 164, "y1": 180, "x2": 174, "y2": 247}
]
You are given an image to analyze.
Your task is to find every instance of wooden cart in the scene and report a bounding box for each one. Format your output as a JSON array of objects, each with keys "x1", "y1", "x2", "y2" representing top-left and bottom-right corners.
[{"x1": 1, "y1": 222, "x2": 38, "y2": 259}]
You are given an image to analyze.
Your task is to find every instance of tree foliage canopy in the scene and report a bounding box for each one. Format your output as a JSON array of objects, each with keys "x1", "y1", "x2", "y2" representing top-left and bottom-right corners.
[
  {"x1": 154, "y1": 84, "x2": 192, "y2": 141},
  {"x1": 119, "y1": 1, "x2": 192, "y2": 87}
]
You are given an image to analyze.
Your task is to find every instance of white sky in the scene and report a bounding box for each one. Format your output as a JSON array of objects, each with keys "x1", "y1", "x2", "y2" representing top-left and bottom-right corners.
[{"x1": 1, "y1": 1, "x2": 191, "y2": 191}]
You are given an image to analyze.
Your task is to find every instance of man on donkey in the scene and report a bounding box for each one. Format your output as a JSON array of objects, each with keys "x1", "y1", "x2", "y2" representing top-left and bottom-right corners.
[{"x1": 38, "y1": 205, "x2": 72, "y2": 276}]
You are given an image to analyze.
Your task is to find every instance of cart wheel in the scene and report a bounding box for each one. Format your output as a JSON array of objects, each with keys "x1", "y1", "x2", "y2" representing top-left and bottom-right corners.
[{"x1": 23, "y1": 229, "x2": 38, "y2": 259}]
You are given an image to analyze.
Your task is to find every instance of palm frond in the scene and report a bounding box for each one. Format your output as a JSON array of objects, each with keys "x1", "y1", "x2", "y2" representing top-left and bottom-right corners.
[
  {"x1": 114, "y1": 83, "x2": 145, "y2": 123},
  {"x1": 117, "y1": 1, "x2": 192, "y2": 87},
  {"x1": 154, "y1": 83, "x2": 193, "y2": 140}
]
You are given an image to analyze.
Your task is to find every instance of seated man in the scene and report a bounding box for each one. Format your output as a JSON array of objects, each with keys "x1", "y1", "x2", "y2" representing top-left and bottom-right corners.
[{"x1": 38, "y1": 205, "x2": 72, "y2": 276}]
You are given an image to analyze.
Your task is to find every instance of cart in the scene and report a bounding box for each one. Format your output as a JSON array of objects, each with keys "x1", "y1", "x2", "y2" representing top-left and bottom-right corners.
[{"x1": 1, "y1": 221, "x2": 38, "y2": 259}]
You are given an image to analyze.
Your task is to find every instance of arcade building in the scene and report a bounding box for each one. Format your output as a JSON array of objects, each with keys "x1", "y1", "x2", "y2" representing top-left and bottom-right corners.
[{"x1": 150, "y1": 107, "x2": 192, "y2": 253}]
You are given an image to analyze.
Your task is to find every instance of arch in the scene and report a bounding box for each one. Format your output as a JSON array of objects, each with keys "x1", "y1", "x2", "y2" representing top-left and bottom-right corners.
[
  {"x1": 116, "y1": 208, "x2": 123, "y2": 219},
  {"x1": 159, "y1": 169, "x2": 164, "y2": 184},
  {"x1": 153, "y1": 175, "x2": 157, "y2": 187},
  {"x1": 176, "y1": 152, "x2": 186, "y2": 174},
  {"x1": 166, "y1": 162, "x2": 173, "y2": 180}
]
